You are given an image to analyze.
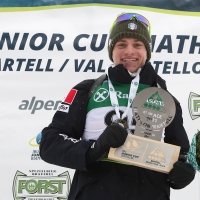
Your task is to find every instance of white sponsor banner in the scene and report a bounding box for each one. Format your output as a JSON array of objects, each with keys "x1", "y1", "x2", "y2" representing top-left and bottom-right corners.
[{"x1": 0, "y1": 5, "x2": 200, "y2": 200}]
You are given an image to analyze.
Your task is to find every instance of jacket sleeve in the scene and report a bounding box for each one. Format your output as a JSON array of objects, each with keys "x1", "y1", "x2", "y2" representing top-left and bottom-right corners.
[
  {"x1": 39, "y1": 79, "x2": 95, "y2": 171},
  {"x1": 164, "y1": 95, "x2": 190, "y2": 155}
]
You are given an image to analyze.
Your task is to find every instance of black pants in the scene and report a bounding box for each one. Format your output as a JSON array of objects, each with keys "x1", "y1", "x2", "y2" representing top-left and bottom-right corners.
[{"x1": 69, "y1": 162, "x2": 170, "y2": 200}]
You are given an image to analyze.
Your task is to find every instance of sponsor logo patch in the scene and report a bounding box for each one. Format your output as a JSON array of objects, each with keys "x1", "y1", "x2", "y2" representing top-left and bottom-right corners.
[
  {"x1": 59, "y1": 134, "x2": 79, "y2": 143},
  {"x1": 128, "y1": 23, "x2": 137, "y2": 30},
  {"x1": 58, "y1": 104, "x2": 70, "y2": 113},
  {"x1": 64, "y1": 89, "x2": 77, "y2": 104},
  {"x1": 93, "y1": 88, "x2": 109, "y2": 102}
]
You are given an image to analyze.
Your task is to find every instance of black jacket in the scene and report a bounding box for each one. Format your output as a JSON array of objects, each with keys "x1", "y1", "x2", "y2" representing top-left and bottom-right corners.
[{"x1": 40, "y1": 63, "x2": 190, "y2": 200}]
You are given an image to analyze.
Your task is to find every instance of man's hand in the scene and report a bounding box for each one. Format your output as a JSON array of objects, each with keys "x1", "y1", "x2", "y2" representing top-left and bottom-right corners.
[
  {"x1": 168, "y1": 161, "x2": 196, "y2": 189},
  {"x1": 87, "y1": 124, "x2": 128, "y2": 162}
]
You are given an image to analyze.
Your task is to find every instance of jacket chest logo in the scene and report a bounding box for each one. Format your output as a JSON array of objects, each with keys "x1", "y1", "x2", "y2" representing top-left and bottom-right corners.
[
  {"x1": 93, "y1": 88, "x2": 129, "y2": 103},
  {"x1": 93, "y1": 88, "x2": 109, "y2": 102}
]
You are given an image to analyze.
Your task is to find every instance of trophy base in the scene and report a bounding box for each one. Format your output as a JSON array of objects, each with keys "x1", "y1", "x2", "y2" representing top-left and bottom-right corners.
[{"x1": 108, "y1": 134, "x2": 180, "y2": 174}]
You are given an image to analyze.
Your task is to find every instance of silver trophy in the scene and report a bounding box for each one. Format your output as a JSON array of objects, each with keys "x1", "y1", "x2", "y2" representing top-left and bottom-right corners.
[
  {"x1": 132, "y1": 87, "x2": 176, "y2": 141},
  {"x1": 108, "y1": 88, "x2": 180, "y2": 173}
]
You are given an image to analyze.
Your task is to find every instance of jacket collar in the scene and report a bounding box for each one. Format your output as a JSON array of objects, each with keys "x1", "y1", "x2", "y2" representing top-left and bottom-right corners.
[{"x1": 108, "y1": 62, "x2": 160, "y2": 87}]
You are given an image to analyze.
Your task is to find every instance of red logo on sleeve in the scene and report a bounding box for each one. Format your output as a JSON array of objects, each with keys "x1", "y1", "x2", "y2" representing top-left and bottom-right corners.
[{"x1": 64, "y1": 89, "x2": 78, "y2": 104}]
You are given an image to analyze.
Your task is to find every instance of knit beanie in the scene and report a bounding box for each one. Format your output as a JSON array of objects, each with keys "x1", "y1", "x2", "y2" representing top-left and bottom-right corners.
[{"x1": 108, "y1": 16, "x2": 151, "y2": 62}]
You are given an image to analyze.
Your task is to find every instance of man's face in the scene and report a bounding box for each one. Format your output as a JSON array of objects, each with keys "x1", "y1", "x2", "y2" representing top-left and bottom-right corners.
[{"x1": 112, "y1": 38, "x2": 147, "y2": 73}]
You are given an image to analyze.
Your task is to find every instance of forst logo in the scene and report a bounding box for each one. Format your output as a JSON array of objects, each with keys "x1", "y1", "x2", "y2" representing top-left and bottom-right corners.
[
  {"x1": 188, "y1": 92, "x2": 200, "y2": 120},
  {"x1": 18, "y1": 97, "x2": 62, "y2": 114},
  {"x1": 18, "y1": 179, "x2": 65, "y2": 194},
  {"x1": 13, "y1": 171, "x2": 71, "y2": 199}
]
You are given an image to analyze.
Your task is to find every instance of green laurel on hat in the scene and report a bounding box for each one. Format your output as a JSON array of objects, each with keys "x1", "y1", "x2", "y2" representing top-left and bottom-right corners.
[
  {"x1": 108, "y1": 19, "x2": 151, "y2": 62},
  {"x1": 188, "y1": 130, "x2": 200, "y2": 172}
]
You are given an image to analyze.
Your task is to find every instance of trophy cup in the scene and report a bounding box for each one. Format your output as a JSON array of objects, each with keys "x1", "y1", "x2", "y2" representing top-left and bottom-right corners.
[{"x1": 108, "y1": 88, "x2": 181, "y2": 173}]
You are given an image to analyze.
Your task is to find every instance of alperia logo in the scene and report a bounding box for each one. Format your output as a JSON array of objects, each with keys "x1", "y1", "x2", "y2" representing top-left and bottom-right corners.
[{"x1": 13, "y1": 171, "x2": 71, "y2": 200}]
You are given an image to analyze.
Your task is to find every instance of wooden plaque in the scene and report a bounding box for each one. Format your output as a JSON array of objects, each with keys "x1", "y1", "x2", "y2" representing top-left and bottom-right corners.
[{"x1": 108, "y1": 134, "x2": 180, "y2": 174}]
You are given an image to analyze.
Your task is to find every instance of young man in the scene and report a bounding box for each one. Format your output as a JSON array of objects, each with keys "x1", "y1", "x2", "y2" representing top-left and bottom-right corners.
[{"x1": 39, "y1": 12, "x2": 195, "y2": 200}]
